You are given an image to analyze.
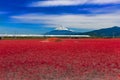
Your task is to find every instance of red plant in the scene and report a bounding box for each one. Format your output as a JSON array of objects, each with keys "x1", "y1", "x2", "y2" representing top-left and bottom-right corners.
[{"x1": 0, "y1": 39, "x2": 120, "y2": 80}]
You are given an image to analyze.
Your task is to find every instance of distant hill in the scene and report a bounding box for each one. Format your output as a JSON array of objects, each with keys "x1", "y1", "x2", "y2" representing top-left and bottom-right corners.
[{"x1": 83, "y1": 26, "x2": 120, "y2": 37}]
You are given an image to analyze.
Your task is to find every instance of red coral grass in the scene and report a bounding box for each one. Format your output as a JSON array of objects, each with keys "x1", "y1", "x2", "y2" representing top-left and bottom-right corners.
[{"x1": 0, "y1": 39, "x2": 120, "y2": 80}]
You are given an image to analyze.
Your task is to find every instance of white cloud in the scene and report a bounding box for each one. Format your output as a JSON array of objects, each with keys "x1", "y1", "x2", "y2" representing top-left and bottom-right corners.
[
  {"x1": 91, "y1": 0, "x2": 120, "y2": 4},
  {"x1": 30, "y1": 0, "x2": 87, "y2": 7},
  {"x1": 11, "y1": 12, "x2": 120, "y2": 29},
  {"x1": 29, "y1": 0, "x2": 120, "y2": 7}
]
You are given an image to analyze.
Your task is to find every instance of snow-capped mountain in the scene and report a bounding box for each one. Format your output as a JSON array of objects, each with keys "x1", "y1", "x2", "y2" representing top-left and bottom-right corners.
[
  {"x1": 45, "y1": 26, "x2": 77, "y2": 35},
  {"x1": 55, "y1": 26, "x2": 69, "y2": 30}
]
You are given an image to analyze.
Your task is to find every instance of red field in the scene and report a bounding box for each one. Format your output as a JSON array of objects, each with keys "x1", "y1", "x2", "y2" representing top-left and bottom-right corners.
[{"x1": 0, "y1": 39, "x2": 120, "y2": 80}]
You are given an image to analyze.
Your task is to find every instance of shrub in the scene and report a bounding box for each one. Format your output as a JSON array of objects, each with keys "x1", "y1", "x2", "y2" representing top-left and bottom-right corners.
[{"x1": 46, "y1": 38, "x2": 62, "y2": 42}]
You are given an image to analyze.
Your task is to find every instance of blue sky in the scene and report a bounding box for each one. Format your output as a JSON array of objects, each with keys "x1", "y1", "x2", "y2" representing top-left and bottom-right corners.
[{"x1": 0, "y1": 0, "x2": 120, "y2": 34}]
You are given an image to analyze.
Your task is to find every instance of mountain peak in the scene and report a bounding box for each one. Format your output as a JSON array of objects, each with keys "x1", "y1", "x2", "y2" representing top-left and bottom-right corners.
[{"x1": 55, "y1": 26, "x2": 69, "y2": 31}]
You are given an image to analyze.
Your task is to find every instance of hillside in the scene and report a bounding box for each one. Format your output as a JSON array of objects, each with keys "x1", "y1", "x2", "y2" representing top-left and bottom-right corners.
[{"x1": 83, "y1": 26, "x2": 120, "y2": 37}]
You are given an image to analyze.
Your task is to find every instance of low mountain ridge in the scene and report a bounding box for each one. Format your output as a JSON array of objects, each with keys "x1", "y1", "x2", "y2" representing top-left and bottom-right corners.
[{"x1": 83, "y1": 26, "x2": 120, "y2": 37}]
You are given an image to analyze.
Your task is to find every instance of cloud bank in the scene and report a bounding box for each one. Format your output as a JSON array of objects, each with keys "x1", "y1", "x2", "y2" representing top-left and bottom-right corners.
[{"x1": 11, "y1": 12, "x2": 120, "y2": 29}]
